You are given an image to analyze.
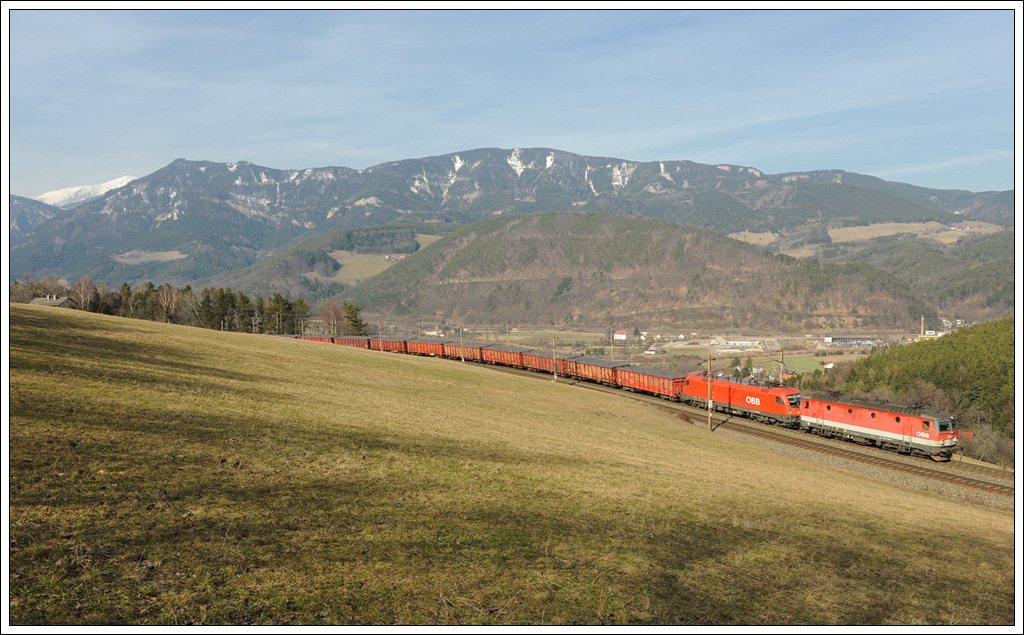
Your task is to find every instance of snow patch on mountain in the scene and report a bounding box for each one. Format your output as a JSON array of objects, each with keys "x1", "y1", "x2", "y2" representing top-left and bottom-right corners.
[
  {"x1": 411, "y1": 170, "x2": 432, "y2": 195},
  {"x1": 612, "y1": 162, "x2": 637, "y2": 190},
  {"x1": 34, "y1": 175, "x2": 137, "y2": 209},
  {"x1": 507, "y1": 148, "x2": 526, "y2": 177}
]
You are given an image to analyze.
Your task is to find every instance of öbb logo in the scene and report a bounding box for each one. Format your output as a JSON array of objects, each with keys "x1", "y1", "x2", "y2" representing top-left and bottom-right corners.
[{"x1": 745, "y1": 396, "x2": 761, "y2": 406}]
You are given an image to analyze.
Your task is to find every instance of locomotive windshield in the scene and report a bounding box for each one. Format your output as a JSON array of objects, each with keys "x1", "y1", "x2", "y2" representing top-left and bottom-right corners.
[
  {"x1": 937, "y1": 418, "x2": 955, "y2": 432},
  {"x1": 787, "y1": 393, "x2": 802, "y2": 408}
]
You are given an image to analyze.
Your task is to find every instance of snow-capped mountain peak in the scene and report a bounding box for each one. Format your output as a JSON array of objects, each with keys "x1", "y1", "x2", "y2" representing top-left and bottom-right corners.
[{"x1": 34, "y1": 175, "x2": 138, "y2": 209}]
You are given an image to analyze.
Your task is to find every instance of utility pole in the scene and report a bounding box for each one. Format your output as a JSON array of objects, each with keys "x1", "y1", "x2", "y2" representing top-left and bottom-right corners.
[
  {"x1": 378, "y1": 321, "x2": 384, "y2": 351},
  {"x1": 506, "y1": 321, "x2": 510, "y2": 346},
  {"x1": 552, "y1": 334, "x2": 558, "y2": 382},
  {"x1": 708, "y1": 342, "x2": 714, "y2": 432},
  {"x1": 459, "y1": 328, "x2": 465, "y2": 363}
]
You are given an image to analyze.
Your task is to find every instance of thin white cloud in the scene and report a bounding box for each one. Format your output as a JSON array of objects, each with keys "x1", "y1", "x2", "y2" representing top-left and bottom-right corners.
[{"x1": 8, "y1": 9, "x2": 1015, "y2": 195}]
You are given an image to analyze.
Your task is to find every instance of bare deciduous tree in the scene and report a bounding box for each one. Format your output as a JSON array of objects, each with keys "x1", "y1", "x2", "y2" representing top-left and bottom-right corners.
[{"x1": 70, "y1": 276, "x2": 97, "y2": 310}]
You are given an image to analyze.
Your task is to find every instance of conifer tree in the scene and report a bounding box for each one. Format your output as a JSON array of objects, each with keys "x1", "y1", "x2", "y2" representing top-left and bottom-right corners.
[{"x1": 342, "y1": 301, "x2": 368, "y2": 335}]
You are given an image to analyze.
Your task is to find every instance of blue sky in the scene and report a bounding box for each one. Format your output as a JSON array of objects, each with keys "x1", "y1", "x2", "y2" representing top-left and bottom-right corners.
[{"x1": 7, "y1": 8, "x2": 1019, "y2": 197}]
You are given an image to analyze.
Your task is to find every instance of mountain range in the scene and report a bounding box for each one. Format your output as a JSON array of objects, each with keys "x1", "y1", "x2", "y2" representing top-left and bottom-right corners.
[{"x1": 8, "y1": 148, "x2": 1014, "y2": 329}]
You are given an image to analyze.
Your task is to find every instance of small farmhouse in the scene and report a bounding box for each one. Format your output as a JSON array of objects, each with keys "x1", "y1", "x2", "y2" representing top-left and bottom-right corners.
[{"x1": 29, "y1": 295, "x2": 79, "y2": 309}]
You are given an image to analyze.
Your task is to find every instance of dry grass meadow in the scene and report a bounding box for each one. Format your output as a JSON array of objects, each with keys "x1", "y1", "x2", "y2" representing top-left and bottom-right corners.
[
  {"x1": 306, "y1": 235, "x2": 443, "y2": 287},
  {"x1": 7, "y1": 304, "x2": 1016, "y2": 625}
]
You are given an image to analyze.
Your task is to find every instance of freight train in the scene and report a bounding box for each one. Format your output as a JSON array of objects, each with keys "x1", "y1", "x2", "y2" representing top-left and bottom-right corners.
[{"x1": 292, "y1": 334, "x2": 962, "y2": 460}]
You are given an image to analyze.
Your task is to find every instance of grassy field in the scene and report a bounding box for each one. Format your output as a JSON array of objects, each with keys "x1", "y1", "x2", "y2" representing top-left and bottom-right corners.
[
  {"x1": 727, "y1": 231, "x2": 778, "y2": 246},
  {"x1": 754, "y1": 355, "x2": 822, "y2": 375},
  {"x1": 8, "y1": 305, "x2": 1016, "y2": 625},
  {"x1": 308, "y1": 235, "x2": 443, "y2": 287}
]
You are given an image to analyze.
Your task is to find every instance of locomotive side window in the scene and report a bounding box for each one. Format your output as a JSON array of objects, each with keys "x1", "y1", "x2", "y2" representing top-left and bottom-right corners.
[
  {"x1": 938, "y1": 419, "x2": 953, "y2": 432},
  {"x1": 826, "y1": 405, "x2": 831, "y2": 411},
  {"x1": 871, "y1": 413, "x2": 876, "y2": 418},
  {"x1": 895, "y1": 417, "x2": 901, "y2": 423},
  {"x1": 923, "y1": 421, "x2": 930, "y2": 431},
  {"x1": 848, "y1": 409, "x2": 853, "y2": 414},
  {"x1": 776, "y1": 396, "x2": 783, "y2": 405}
]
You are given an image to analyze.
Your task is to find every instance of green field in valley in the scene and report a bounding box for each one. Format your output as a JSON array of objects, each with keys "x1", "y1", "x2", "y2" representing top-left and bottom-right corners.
[{"x1": 8, "y1": 305, "x2": 1015, "y2": 625}]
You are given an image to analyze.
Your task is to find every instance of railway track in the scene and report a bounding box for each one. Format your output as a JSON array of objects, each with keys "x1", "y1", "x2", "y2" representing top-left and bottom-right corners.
[
  {"x1": 711, "y1": 415, "x2": 1015, "y2": 498},
  {"x1": 490, "y1": 363, "x2": 1015, "y2": 499}
]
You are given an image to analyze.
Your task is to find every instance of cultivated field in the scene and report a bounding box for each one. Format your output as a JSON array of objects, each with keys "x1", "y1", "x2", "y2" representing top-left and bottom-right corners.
[
  {"x1": 828, "y1": 221, "x2": 1002, "y2": 244},
  {"x1": 8, "y1": 305, "x2": 1015, "y2": 625},
  {"x1": 112, "y1": 250, "x2": 188, "y2": 265},
  {"x1": 730, "y1": 222, "x2": 1003, "y2": 251}
]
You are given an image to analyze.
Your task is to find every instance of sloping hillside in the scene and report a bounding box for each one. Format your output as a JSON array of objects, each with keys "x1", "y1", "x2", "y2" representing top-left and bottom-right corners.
[
  {"x1": 9, "y1": 194, "x2": 67, "y2": 243},
  {"x1": 8, "y1": 305, "x2": 1015, "y2": 625},
  {"x1": 343, "y1": 213, "x2": 940, "y2": 331},
  {"x1": 844, "y1": 317, "x2": 1015, "y2": 432},
  {"x1": 836, "y1": 229, "x2": 1014, "y2": 317}
]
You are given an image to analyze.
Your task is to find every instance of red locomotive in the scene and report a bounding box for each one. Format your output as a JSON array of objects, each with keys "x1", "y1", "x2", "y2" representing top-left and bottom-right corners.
[
  {"x1": 679, "y1": 373, "x2": 802, "y2": 427},
  {"x1": 801, "y1": 393, "x2": 959, "y2": 459}
]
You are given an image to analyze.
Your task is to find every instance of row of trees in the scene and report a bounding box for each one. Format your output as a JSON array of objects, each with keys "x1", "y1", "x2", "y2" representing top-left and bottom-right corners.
[{"x1": 11, "y1": 273, "x2": 369, "y2": 337}]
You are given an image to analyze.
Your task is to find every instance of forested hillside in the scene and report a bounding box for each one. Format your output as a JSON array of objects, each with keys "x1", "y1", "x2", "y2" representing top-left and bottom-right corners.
[
  {"x1": 842, "y1": 318, "x2": 1014, "y2": 432},
  {"x1": 342, "y1": 213, "x2": 943, "y2": 331},
  {"x1": 836, "y1": 230, "x2": 1014, "y2": 316}
]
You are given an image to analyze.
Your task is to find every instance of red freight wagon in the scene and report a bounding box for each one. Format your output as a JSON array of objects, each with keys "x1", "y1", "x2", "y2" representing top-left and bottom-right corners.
[
  {"x1": 564, "y1": 357, "x2": 630, "y2": 386},
  {"x1": 335, "y1": 336, "x2": 371, "y2": 349},
  {"x1": 521, "y1": 350, "x2": 571, "y2": 375},
  {"x1": 443, "y1": 342, "x2": 486, "y2": 362},
  {"x1": 369, "y1": 338, "x2": 408, "y2": 353},
  {"x1": 405, "y1": 339, "x2": 447, "y2": 357},
  {"x1": 481, "y1": 345, "x2": 528, "y2": 368},
  {"x1": 616, "y1": 367, "x2": 687, "y2": 400},
  {"x1": 299, "y1": 336, "x2": 335, "y2": 344},
  {"x1": 680, "y1": 373, "x2": 801, "y2": 427},
  {"x1": 801, "y1": 394, "x2": 960, "y2": 458}
]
